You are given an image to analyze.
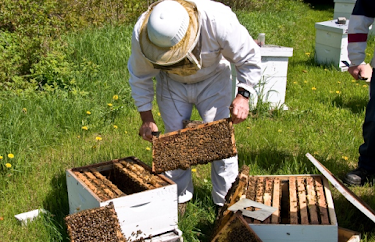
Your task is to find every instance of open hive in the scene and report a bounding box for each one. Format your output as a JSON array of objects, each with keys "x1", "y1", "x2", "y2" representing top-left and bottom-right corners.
[
  {"x1": 66, "y1": 156, "x2": 179, "y2": 241},
  {"x1": 213, "y1": 166, "x2": 338, "y2": 242},
  {"x1": 65, "y1": 202, "x2": 126, "y2": 242},
  {"x1": 152, "y1": 118, "x2": 237, "y2": 173}
]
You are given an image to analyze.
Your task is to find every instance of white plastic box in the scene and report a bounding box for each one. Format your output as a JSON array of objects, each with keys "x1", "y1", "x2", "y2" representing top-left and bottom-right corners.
[
  {"x1": 315, "y1": 19, "x2": 350, "y2": 71},
  {"x1": 65, "y1": 157, "x2": 180, "y2": 241}
]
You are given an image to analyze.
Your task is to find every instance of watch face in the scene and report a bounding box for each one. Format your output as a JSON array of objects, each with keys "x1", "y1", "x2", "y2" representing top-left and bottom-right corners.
[{"x1": 239, "y1": 90, "x2": 250, "y2": 98}]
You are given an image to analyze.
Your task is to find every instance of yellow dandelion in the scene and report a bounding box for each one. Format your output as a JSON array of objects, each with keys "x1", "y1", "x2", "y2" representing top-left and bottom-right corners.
[
  {"x1": 5, "y1": 163, "x2": 11, "y2": 168},
  {"x1": 363, "y1": 85, "x2": 368, "y2": 88},
  {"x1": 305, "y1": 52, "x2": 310, "y2": 56},
  {"x1": 107, "y1": 103, "x2": 113, "y2": 107},
  {"x1": 146, "y1": 147, "x2": 151, "y2": 151},
  {"x1": 356, "y1": 83, "x2": 359, "y2": 86},
  {"x1": 86, "y1": 111, "x2": 91, "y2": 115},
  {"x1": 191, "y1": 168, "x2": 197, "y2": 173},
  {"x1": 8, "y1": 154, "x2": 14, "y2": 159},
  {"x1": 77, "y1": 135, "x2": 81, "y2": 139},
  {"x1": 96, "y1": 136, "x2": 102, "y2": 141},
  {"x1": 158, "y1": 112, "x2": 161, "y2": 116},
  {"x1": 311, "y1": 87, "x2": 317, "y2": 91},
  {"x1": 304, "y1": 80, "x2": 308, "y2": 83},
  {"x1": 278, "y1": 129, "x2": 282, "y2": 132},
  {"x1": 337, "y1": 81, "x2": 341, "y2": 84},
  {"x1": 113, "y1": 95, "x2": 119, "y2": 100},
  {"x1": 293, "y1": 81, "x2": 297, "y2": 84},
  {"x1": 342, "y1": 156, "x2": 349, "y2": 161},
  {"x1": 82, "y1": 126, "x2": 88, "y2": 130},
  {"x1": 352, "y1": 80, "x2": 356, "y2": 83},
  {"x1": 313, "y1": 151, "x2": 319, "y2": 155},
  {"x1": 324, "y1": 69, "x2": 328, "y2": 71},
  {"x1": 0, "y1": 155, "x2": 3, "y2": 160},
  {"x1": 22, "y1": 108, "x2": 27, "y2": 113},
  {"x1": 329, "y1": 90, "x2": 334, "y2": 93},
  {"x1": 113, "y1": 125, "x2": 118, "y2": 129},
  {"x1": 125, "y1": 131, "x2": 128, "y2": 134},
  {"x1": 247, "y1": 127, "x2": 250, "y2": 129},
  {"x1": 336, "y1": 91, "x2": 341, "y2": 94}
]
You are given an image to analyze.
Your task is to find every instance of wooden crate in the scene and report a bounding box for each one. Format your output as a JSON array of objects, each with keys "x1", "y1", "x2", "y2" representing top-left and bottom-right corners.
[
  {"x1": 66, "y1": 156, "x2": 179, "y2": 241},
  {"x1": 152, "y1": 118, "x2": 237, "y2": 173},
  {"x1": 214, "y1": 171, "x2": 338, "y2": 242}
]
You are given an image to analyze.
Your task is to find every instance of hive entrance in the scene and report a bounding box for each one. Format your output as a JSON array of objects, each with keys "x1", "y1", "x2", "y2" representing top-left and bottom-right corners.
[{"x1": 72, "y1": 157, "x2": 169, "y2": 201}]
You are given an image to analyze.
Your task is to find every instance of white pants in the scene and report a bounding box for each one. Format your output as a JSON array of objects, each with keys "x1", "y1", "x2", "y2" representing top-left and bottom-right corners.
[{"x1": 155, "y1": 66, "x2": 239, "y2": 206}]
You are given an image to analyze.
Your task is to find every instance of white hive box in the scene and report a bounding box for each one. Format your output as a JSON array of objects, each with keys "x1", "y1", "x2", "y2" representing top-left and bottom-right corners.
[
  {"x1": 315, "y1": 20, "x2": 350, "y2": 71},
  {"x1": 258, "y1": 45, "x2": 293, "y2": 110},
  {"x1": 333, "y1": 0, "x2": 375, "y2": 36},
  {"x1": 66, "y1": 156, "x2": 180, "y2": 242}
]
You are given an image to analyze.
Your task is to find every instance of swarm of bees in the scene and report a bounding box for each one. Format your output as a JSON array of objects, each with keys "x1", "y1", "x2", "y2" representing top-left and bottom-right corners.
[
  {"x1": 152, "y1": 118, "x2": 237, "y2": 173},
  {"x1": 65, "y1": 202, "x2": 126, "y2": 242}
]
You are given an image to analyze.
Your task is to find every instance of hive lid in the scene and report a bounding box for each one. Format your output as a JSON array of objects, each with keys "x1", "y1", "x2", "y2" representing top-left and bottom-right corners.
[
  {"x1": 260, "y1": 45, "x2": 293, "y2": 57},
  {"x1": 306, "y1": 153, "x2": 375, "y2": 223},
  {"x1": 315, "y1": 20, "x2": 349, "y2": 34}
]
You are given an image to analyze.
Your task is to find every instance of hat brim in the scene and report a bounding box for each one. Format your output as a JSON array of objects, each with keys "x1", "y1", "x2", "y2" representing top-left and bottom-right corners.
[{"x1": 139, "y1": 0, "x2": 200, "y2": 66}]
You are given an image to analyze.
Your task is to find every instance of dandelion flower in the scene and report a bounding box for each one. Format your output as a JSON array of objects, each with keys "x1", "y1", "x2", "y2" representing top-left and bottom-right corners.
[
  {"x1": 305, "y1": 52, "x2": 310, "y2": 56},
  {"x1": 352, "y1": 80, "x2": 356, "y2": 83},
  {"x1": 311, "y1": 87, "x2": 317, "y2": 91},
  {"x1": 8, "y1": 154, "x2": 14, "y2": 159},
  {"x1": 125, "y1": 131, "x2": 128, "y2": 134},
  {"x1": 247, "y1": 127, "x2": 250, "y2": 129},
  {"x1": 5, "y1": 163, "x2": 11, "y2": 168},
  {"x1": 22, "y1": 108, "x2": 27, "y2": 113},
  {"x1": 293, "y1": 81, "x2": 297, "y2": 84},
  {"x1": 304, "y1": 80, "x2": 308, "y2": 83},
  {"x1": 146, "y1": 147, "x2": 151, "y2": 151},
  {"x1": 336, "y1": 91, "x2": 341, "y2": 94},
  {"x1": 363, "y1": 85, "x2": 368, "y2": 88},
  {"x1": 342, "y1": 156, "x2": 349, "y2": 160},
  {"x1": 278, "y1": 129, "x2": 282, "y2": 132},
  {"x1": 113, "y1": 95, "x2": 119, "y2": 100},
  {"x1": 0, "y1": 156, "x2": 3, "y2": 160},
  {"x1": 86, "y1": 111, "x2": 91, "y2": 115},
  {"x1": 337, "y1": 81, "x2": 341, "y2": 84},
  {"x1": 82, "y1": 126, "x2": 88, "y2": 130},
  {"x1": 191, "y1": 168, "x2": 197, "y2": 172},
  {"x1": 107, "y1": 103, "x2": 113, "y2": 107},
  {"x1": 113, "y1": 125, "x2": 118, "y2": 129},
  {"x1": 96, "y1": 136, "x2": 102, "y2": 141},
  {"x1": 158, "y1": 112, "x2": 161, "y2": 116},
  {"x1": 324, "y1": 69, "x2": 328, "y2": 71}
]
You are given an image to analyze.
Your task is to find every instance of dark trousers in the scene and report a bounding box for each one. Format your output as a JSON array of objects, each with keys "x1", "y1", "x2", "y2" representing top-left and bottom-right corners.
[{"x1": 358, "y1": 68, "x2": 375, "y2": 171}]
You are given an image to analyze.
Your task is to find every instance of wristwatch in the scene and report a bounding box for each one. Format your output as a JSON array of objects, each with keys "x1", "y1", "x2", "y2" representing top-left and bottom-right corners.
[{"x1": 238, "y1": 89, "x2": 251, "y2": 99}]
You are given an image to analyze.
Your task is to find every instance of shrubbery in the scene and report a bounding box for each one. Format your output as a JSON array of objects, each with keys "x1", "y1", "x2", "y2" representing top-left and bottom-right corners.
[{"x1": 0, "y1": 0, "x2": 277, "y2": 92}]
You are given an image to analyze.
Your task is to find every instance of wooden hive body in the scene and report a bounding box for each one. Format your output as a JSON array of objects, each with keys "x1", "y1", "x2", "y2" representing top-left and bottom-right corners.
[
  {"x1": 213, "y1": 170, "x2": 338, "y2": 242},
  {"x1": 66, "y1": 156, "x2": 179, "y2": 241}
]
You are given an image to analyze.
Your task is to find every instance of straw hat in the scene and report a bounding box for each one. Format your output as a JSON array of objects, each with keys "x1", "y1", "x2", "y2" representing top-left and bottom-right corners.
[{"x1": 139, "y1": 0, "x2": 201, "y2": 66}]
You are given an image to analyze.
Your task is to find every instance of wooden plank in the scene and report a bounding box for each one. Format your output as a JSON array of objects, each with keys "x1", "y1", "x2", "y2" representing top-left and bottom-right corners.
[
  {"x1": 152, "y1": 118, "x2": 237, "y2": 173},
  {"x1": 306, "y1": 177, "x2": 319, "y2": 224},
  {"x1": 271, "y1": 178, "x2": 281, "y2": 224},
  {"x1": 262, "y1": 177, "x2": 273, "y2": 224},
  {"x1": 84, "y1": 170, "x2": 116, "y2": 199},
  {"x1": 289, "y1": 176, "x2": 298, "y2": 224},
  {"x1": 314, "y1": 176, "x2": 330, "y2": 225},
  {"x1": 244, "y1": 176, "x2": 258, "y2": 224},
  {"x1": 307, "y1": 153, "x2": 375, "y2": 223},
  {"x1": 74, "y1": 171, "x2": 109, "y2": 201},
  {"x1": 297, "y1": 177, "x2": 309, "y2": 224}
]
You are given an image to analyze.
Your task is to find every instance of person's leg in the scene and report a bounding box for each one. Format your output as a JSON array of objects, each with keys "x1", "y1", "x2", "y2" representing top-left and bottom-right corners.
[
  {"x1": 344, "y1": 69, "x2": 375, "y2": 186},
  {"x1": 195, "y1": 66, "x2": 239, "y2": 205},
  {"x1": 156, "y1": 75, "x2": 194, "y2": 203}
]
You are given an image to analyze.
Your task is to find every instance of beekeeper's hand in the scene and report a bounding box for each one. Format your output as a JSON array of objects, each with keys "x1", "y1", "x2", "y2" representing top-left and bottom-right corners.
[
  {"x1": 139, "y1": 111, "x2": 158, "y2": 142},
  {"x1": 349, "y1": 64, "x2": 372, "y2": 81},
  {"x1": 230, "y1": 94, "x2": 249, "y2": 124}
]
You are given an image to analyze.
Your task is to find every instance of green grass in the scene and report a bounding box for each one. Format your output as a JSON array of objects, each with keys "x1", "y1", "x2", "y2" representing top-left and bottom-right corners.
[{"x1": 1, "y1": 0, "x2": 375, "y2": 241}]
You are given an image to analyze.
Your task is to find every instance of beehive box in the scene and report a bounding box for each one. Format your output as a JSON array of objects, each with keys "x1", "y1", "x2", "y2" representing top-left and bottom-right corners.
[
  {"x1": 333, "y1": 0, "x2": 375, "y2": 36},
  {"x1": 152, "y1": 118, "x2": 237, "y2": 173},
  {"x1": 315, "y1": 19, "x2": 350, "y2": 71},
  {"x1": 258, "y1": 45, "x2": 293, "y2": 110},
  {"x1": 66, "y1": 156, "x2": 179, "y2": 241},
  {"x1": 214, "y1": 170, "x2": 338, "y2": 242}
]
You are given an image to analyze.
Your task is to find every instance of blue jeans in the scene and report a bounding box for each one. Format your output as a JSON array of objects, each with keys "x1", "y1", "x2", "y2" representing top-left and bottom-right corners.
[{"x1": 358, "y1": 68, "x2": 375, "y2": 172}]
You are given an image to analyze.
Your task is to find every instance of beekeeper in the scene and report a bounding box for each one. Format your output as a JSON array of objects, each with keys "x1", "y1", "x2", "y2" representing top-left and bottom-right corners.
[{"x1": 127, "y1": 0, "x2": 262, "y2": 208}]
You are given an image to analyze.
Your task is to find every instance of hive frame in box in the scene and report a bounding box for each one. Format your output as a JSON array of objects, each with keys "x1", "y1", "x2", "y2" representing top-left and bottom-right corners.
[
  {"x1": 66, "y1": 156, "x2": 180, "y2": 242},
  {"x1": 213, "y1": 168, "x2": 338, "y2": 242}
]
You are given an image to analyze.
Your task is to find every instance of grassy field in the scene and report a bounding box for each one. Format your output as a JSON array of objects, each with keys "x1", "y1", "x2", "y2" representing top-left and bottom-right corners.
[{"x1": 1, "y1": 0, "x2": 375, "y2": 241}]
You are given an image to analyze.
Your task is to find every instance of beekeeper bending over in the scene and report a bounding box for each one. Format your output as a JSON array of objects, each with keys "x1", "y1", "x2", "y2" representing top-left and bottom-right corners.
[{"x1": 128, "y1": 0, "x2": 262, "y2": 210}]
